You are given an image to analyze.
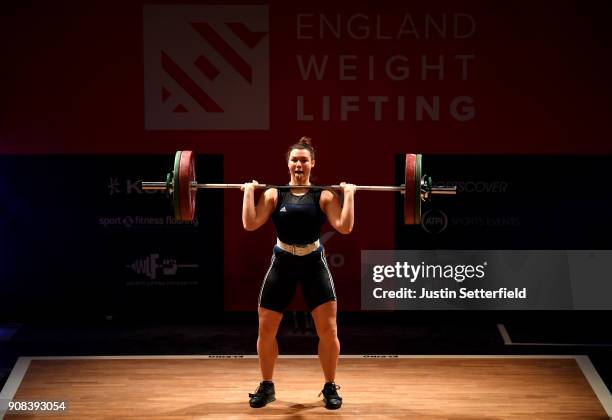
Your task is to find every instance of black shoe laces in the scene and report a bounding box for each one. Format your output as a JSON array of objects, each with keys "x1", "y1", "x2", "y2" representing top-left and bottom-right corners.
[
  {"x1": 318, "y1": 383, "x2": 341, "y2": 399},
  {"x1": 249, "y1": 382, "x2": 273, "y2": 398}
]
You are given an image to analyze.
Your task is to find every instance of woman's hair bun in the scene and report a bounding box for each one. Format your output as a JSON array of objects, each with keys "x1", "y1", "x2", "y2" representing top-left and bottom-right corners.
[
  {"x1": 298, "y1": 136, "x2": 312, "y2": 146},
  {"x1": 286, "y1": 136, "x2": 315, "y2": 160}
]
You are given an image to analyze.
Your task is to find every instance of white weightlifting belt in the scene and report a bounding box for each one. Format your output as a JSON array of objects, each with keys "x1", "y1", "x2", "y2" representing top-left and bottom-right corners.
[{"x1": 276, "y1": 238, "x2": 320, "y2": 256}]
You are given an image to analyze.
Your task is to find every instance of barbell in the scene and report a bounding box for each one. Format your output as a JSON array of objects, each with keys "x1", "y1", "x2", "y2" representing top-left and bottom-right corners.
[{"x1": 141, "y1": 151, "x2": 456, "y2": 224}]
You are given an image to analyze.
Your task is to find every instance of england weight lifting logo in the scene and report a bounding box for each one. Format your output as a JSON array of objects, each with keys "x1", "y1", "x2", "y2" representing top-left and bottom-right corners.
[{"x1": 143, "y1": 5, "x2": 269, "y2": 130}]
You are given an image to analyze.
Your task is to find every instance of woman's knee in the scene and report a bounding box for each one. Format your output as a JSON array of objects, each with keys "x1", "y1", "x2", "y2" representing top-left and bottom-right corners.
[
  {"x1": 316, "y1": 323, "x2": 338, "y2": 341},
  {"x1": 258, "y1": 309, "x2": 282, "y2": 339},
  {"x1": 258, "y1": 323, "x2": 279, "y2": 339}
]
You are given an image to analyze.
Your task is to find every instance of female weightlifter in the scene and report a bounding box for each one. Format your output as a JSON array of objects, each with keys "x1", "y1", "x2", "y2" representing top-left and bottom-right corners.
[{"x1": 241, "y1": 137, "x2": 355, "y2": 410}]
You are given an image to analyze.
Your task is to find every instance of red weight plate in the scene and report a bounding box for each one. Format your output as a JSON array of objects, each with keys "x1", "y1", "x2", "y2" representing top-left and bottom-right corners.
[
  {"x1": 172, "y1": 151, "x2": 182, "y2": 221},
  {"x1": 404, "y1": 154, "x2": 417, "y2": 224},
  {"x1": 178, "y1": 150, "x2": 197, "y2": 221}
]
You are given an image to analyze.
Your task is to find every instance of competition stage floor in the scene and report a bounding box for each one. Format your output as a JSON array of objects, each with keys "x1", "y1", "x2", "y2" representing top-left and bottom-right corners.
[{"x1": 1, "y1": 354, "x2": 610, "y2": 419}]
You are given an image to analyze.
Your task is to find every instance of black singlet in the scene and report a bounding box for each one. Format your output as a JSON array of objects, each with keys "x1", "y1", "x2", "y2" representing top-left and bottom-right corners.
[{"x1": 271, "y1": 188, "x2": 327, "y2": 245}]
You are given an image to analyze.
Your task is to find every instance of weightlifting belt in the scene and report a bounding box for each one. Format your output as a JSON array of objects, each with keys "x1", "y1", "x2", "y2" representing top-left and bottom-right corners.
[{"x1": 276, "y1": 238, "x2": 320, "y2": 256}]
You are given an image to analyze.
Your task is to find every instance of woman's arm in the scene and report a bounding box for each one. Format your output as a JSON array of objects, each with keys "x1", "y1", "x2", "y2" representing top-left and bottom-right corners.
[
  {"x1": 242, "y1": 181, "x2": 277, "y2": 231},
  {"x1": 321, "y1": 183, "x2": 356, "y2": 234}
]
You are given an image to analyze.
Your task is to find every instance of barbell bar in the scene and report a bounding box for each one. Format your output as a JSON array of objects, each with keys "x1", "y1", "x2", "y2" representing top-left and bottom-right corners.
[
  {"x1": 141, "y1": 151, "x2": 456, "y2": 224},
  {"x1": 142, "y1": 183, "x2": 456, "y2": 193},
  {"x1": 144, "y1": 183, "x2": 402, "y2": 191}
]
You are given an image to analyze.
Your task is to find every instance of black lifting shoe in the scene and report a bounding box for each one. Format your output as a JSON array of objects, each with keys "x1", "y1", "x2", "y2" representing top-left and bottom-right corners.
[
  {"x1": 249, "y1": 381, "x2": 276, "y2": 408},
  {"x1": 319, "y1": 382, "x2": 342, "y2": 409}
]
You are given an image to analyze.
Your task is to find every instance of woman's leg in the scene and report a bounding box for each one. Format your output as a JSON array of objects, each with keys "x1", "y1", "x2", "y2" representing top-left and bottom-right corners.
[
  {"x1": 311, "y1": 300, "x2": 339, "y2": 382},
  {"x1": 257, "y1": 306, "x2": 283, "y2": 381}
]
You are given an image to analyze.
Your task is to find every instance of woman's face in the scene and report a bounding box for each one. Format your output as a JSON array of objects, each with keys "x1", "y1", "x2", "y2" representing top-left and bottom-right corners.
[{"x1": 288, "y1": 148, "x2": 315, "y2": 184}]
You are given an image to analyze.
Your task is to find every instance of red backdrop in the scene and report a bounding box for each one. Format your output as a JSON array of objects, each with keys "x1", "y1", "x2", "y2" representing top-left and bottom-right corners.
[{"x1": 2, "y1": 1, "x2": 611, "y2": 310}]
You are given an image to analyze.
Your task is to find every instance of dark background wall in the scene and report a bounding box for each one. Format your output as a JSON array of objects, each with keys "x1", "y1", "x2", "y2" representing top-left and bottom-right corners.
[
  {"x1": 396, "y1": 155, "x2": 612, "y2": 250},
  {"x1": 0, "y1": 155, "x2": 224, "y2": 321}
]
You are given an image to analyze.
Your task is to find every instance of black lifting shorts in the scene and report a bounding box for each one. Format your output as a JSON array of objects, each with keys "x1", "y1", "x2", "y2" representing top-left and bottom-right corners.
[{"x1": 258, "y1": 246, "x2": 337, "y2": 313}]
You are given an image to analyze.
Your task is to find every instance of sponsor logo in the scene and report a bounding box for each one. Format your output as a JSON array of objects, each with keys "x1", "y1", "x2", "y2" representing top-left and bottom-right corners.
[
  {"x1": 434, "y1": 180, "x2": 510, "y2": 194},
  {"x1": 207, "y1": 355, "x2": 245, "y2": 359},
  {"x1": 421, "y1": 209, "x2": 448, "y2": 234},
  {"x1": 98, "y1": 215, "x2": 198, "y2": 228},
  {"x1": 107, "y1": 178, "x2": 165, "y2": 196},
  {"x1": 362, "y1": 355, "x2": 399, "y2": 358},
  {"x1": 126, "y1": 253, "x2": 198, "y2": 281},
  {"x1": 452, "y1": 216, "x2": 520, "y2": 227},
  {"x1": 421, "y1": 209, "x2": 521, "y2": 234}
]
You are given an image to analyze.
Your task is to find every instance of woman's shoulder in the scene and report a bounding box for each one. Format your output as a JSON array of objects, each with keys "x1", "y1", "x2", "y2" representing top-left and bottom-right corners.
[
  {"x1": 262, "y1": 188, "x2": 279, "y2": 211},
  {"x1": 319, "y1": 189, "x2": 337, "y2": 203},
  {"x1": 264, "y1": 187, "x2": 279, "y2": 199}
]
